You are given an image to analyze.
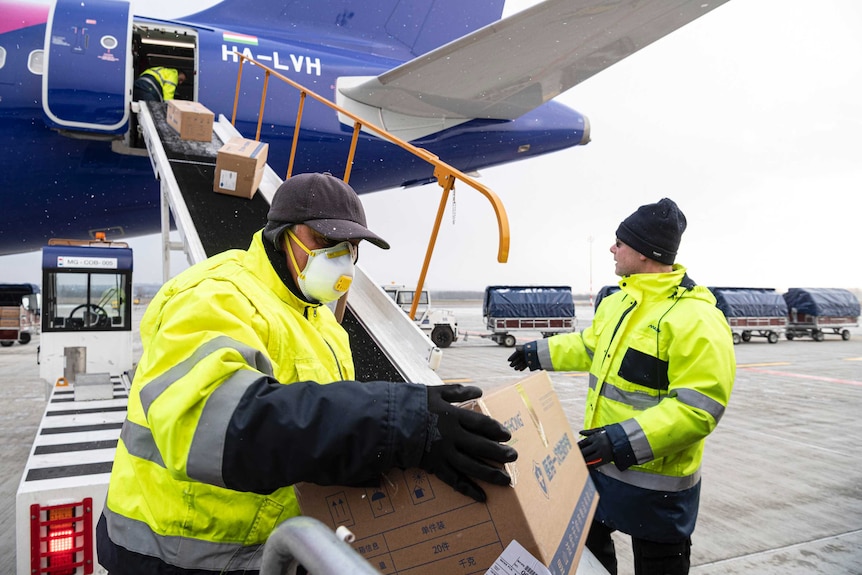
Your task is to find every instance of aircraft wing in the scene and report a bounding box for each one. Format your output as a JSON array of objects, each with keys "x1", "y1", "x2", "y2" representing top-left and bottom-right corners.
[{"x1": 339, "y1": 0, "x2": 731, "y2": 121}]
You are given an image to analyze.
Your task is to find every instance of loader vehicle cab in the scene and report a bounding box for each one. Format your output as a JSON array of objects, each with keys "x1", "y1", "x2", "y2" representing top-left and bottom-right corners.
[
  {"x1": 39, "y1": 236, "x2": 134, "y2": 385},
  {"x1": 382, "y1": 285, "x2": 459, "y2": 348}
]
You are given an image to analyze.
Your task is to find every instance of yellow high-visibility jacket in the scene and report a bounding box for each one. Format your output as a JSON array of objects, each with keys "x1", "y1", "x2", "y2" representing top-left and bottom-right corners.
[
  {"x1": 100, "y1": 232, "x2": 427, "y2": 572},
  {"x1": 534, "y1": 265, "x2": 735, "y2": 541},
  {"x1": 141, "y1": 67, "x2": 180, "y2": 100}
]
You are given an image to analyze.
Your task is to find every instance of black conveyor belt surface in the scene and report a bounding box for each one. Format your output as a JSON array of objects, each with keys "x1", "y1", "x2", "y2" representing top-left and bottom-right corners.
[{"x1": 148, "y1": 103, "x2": 270, "y2": 257}]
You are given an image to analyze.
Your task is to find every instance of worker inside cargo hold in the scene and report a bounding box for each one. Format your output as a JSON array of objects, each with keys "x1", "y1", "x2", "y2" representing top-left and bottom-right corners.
[
  {"x1": 133, "y1": 66, "x2": 186, "y2": 102},
  {"x1": 96, "y1": 172, "x2": 518, "y2": 575}
]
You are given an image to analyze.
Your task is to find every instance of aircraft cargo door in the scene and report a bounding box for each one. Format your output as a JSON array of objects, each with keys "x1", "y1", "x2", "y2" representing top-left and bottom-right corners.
[{"x1": 43, "y1": 0, "x2": 132, "y2": 134}]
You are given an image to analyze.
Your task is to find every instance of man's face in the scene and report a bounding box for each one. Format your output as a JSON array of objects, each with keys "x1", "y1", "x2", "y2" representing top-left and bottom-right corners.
[{"x1": 610, "y1": 238, "x2": 646, "y2": 277}]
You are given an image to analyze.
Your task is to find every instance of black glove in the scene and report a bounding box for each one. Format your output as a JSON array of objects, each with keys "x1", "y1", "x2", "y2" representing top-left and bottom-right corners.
[
  {"x1": 420, "y1": 385, "x2": 518, "y2": 502},
  {"x1": 507, "y1": 340, "x2": 539, "y2": 371},
  {"x1": 578, "y1": 428, "x2": 614, "y2": 468}
]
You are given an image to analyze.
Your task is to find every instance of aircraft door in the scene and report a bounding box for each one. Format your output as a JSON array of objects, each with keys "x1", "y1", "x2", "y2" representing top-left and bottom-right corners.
[{"x1": 43, "y1": 0, "x2": 132, "y2": 134}]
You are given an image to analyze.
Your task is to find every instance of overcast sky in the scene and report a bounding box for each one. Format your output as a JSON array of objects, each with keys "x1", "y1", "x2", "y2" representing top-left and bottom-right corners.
[
  {"x1": 360, "y1": 0, "x2": 862, "y2": 294},
  {"x1": 2, "y1": 0, "x2": 860, "y2": 294}
]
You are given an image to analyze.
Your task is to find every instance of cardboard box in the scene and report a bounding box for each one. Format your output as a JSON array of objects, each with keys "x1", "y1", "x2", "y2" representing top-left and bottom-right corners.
[
  {"x1": 294, "y1": 372, "x2": 598, "y2": 575},
  {"x1": 213, "y1": 137, "x2": 269, "y2": 199},
  {"x1": 1, "y1": 306, "x2": 20, "y2": 318},
  {"x1": 166, "y1": 100, "x2": 214, "y2": 141}
]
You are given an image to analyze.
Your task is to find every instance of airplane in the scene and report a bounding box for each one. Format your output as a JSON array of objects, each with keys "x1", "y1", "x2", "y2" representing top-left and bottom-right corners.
[{"x1": 0, "y1": 0, "x2": 730, "y2": 256}]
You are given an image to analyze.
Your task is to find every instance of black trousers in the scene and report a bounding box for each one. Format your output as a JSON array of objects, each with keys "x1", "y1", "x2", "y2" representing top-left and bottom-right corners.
[
  {"x1": 133, "y1": 75, "x2": 163, "y2": 102},
  {"x1": 586, "y1": 520, "x2": 691, "y2": 575}
]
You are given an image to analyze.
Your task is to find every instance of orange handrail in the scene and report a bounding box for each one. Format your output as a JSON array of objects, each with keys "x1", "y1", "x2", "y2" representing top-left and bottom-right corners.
[{"x1": 230, "y1": 53, "x2": 510, "y2": 318}]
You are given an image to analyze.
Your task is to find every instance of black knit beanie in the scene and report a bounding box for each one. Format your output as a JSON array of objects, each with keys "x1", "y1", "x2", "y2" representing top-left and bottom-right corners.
[{"x1": 615, "y1": 198, "x2": 687, "y2": 265}]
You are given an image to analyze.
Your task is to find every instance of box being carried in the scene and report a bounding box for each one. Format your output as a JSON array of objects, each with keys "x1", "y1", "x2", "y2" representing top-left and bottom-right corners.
[
  {"x1": 165, "y1": 100, "x2": 214, "y2": 141},
  {"x1": 295, "y1": 371, "x2": 598, "y2": 575},
  {"x1": 213, "y1": 137, "x2": 269, "y2": 199}
]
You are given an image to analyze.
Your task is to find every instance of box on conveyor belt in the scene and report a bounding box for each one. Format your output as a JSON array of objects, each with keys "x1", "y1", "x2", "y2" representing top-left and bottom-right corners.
[
  {"x1": 165, "y1": 100, "x2": 214, "y2": 142},
  {"x1": 294, "y1": 371, "x2": 598, "y2": 575},
  {"x1": 213, "y1": 137, "x2": 269, "y2": 199}
]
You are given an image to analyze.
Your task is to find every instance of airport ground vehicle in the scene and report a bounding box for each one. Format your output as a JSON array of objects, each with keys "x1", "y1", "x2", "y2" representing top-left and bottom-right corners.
[
  {"x1": 783, "y1": 287, "x2": 860, "y2": 341},
  {"x1": 382, "y1": 285, "x2": 459, "y2": 348},
  {"x1": 0, "y1": 283, "x2": 40, "y2": 346},
  {"x1": 16, "y1": 236, "x2": 135, "y2": 575},
  {"x1": 710, "y1": 287, "x2": 788, "y2": 344},
  {"x1": 481, "y1": 285, "x2": 575, "y2": 347}
]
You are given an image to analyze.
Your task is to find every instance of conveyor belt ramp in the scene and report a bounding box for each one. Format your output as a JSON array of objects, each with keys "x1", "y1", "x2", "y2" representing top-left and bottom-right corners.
[{"x1": 136, "y1": 100, "x2": 444, "y2": 386}]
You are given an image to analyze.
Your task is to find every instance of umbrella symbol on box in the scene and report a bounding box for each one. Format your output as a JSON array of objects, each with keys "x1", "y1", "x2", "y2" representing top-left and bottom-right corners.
[
  {"x1": 371, "y1": 489, "x2": 386, "y2": 510},
  {"x1": 365, "y1": 486, "x2": 394, "y2": 518}
]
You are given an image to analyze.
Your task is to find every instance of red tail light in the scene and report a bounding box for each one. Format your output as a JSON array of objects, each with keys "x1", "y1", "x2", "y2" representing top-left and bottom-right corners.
[{"x1": 30, "y1": 498, "x2": 94, "y2": 575}]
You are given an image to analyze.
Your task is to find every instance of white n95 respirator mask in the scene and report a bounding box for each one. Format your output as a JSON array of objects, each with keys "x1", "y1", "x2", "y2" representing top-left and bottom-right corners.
[{"x1": 286, "y1": 229, "x2": 356, "y2": 303}]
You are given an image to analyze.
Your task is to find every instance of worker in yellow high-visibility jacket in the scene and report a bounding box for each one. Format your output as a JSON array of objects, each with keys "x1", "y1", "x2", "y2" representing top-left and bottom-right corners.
[
  {"x1": 133, "y1": 66, "x2": 186, "y2": 102},
  {"x1": 96, "y1": 173, "x2": 517, "y2": 575},
  {"x1": 508, "y1": 198, "x2": 735, "y2": 575}
]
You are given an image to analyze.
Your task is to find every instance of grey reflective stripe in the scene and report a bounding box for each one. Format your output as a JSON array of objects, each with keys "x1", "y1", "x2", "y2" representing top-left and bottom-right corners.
[
  {"x1": 599, "y1": 381, "x2": 659, "y2": 410},
  {"x1": 153, "y1": 67, "x2": 174, "y2": 87},
  {"x1": 122, "y1": 371, "x2": 266, "y2": 485},
  {"x1": 597, "y1": 463, "x2": 701, "y2": 492},
  {"x1": 120, "y1": 419, "x2": 164, "y2": 467},
  {"x1": 103, "y1": 505, "x2": 263, "y2": 570},
  {"x1": 187, "y1": 369, "x2": 264, "y2": 487},
  {"x1": 619, "y1": 418, "x2": 653, "y2": 464},
  {"x1": 138, "y1": 75, "x2": 162, "y2": 98},
  {"x1": 537, "y1": 339, "x2": 552, "y2": 370},
  {"x1": 589, "y1": 373, "x2": 598, "y2": 391},
  {"x1": 140, "y1": 335, "x2": 274, "y2": 417},
  {"x1": 673, "y1": 388, "x2": 726, "y2": 423}
]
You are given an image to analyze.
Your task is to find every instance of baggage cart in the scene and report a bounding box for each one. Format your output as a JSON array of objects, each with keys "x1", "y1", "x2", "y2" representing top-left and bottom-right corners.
[
  {"x1": 710, "y1": 287, "x2": 787, "y2": 344},
  {"x1": 481, "y1": 285, "x2": 575, "y2": 347},
  {"x1": 0, "y1": 284, "x2": 40, "y2": 347},
  {"x1": 783, "y1": 287, "x2": 860, "y2": 341}
]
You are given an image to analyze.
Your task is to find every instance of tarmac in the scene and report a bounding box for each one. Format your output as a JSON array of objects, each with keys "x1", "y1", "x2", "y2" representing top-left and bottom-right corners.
[{"x1": 3, "y1": 300, "x2": 861, "y2": 574}]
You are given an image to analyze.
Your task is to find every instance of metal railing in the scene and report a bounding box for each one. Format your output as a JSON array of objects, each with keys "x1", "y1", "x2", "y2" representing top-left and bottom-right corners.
[
  {"x1": 260, "y1": 516, "x2": 379, "y2": 575},
  {"x1": 229, "y1": 53, "x2": 510, "y2": 319}
]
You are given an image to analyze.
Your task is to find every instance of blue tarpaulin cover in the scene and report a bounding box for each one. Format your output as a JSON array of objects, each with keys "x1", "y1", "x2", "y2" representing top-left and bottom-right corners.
[
  {"x1": 709, "y1": 287, "x2": 788, "y2": 318},
  {"x1": 595, "y1": 285, "x2": 621, "y2": 311},
  {"x1": 0, "y1": 284, "x2": 40, "y2": 307},
  {"x1": 483, "y1": 286, "x2": 575, "y2": 319},
  {"x1": 783, "y1": 288, "x2": 861, "y2": 317}
]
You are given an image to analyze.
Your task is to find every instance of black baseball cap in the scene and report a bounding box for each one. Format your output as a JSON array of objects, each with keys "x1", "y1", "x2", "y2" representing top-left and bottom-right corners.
[{"x1": 263, "y1": 173, "x2": 389, "y2": 249}]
